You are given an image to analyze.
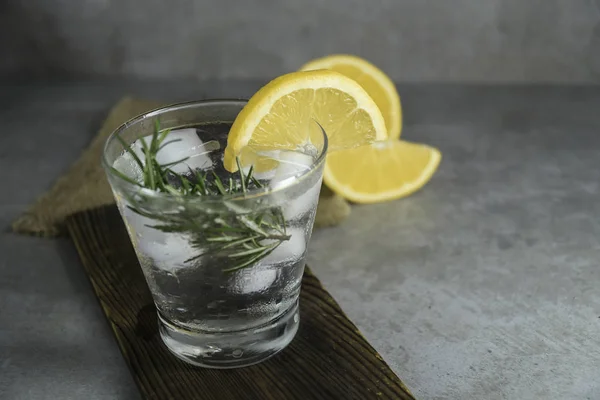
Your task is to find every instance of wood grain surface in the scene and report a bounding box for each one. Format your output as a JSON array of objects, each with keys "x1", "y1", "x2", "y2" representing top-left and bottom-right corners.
[{"x1": 65, "y1": 205, "x2": 414, "y2": 400}]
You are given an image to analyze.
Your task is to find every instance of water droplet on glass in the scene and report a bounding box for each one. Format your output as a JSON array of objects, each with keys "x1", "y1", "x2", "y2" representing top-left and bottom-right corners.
[{"x1": 232, "y1": 349, "x2": 244, "y2": 358}]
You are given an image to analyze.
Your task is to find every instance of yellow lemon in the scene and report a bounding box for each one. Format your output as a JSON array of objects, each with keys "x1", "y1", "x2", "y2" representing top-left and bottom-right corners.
[{"x1": 324, "y1": 140, "x2": 441, "y2": 204}]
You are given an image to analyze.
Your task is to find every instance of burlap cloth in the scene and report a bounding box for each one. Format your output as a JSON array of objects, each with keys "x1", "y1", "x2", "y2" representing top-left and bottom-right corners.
[{"x1": 11, "y1": 97, "x2": 351, "y2": 237}]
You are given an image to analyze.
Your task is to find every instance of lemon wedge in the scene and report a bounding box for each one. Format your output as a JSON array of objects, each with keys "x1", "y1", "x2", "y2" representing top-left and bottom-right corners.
[{"x1": 323, "y1": 140, "x2": 441, "y2": 204}]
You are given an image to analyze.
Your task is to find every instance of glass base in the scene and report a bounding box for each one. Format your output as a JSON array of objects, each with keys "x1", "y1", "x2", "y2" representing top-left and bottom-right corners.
[{"x1": 158, "y1": 300, "x2": 300, "y2": 369}]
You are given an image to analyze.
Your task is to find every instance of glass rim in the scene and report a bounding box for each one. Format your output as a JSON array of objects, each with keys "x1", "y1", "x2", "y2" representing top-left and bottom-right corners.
[{"x1": 102, "y1": 99, "x2": 329, "y2": 203}]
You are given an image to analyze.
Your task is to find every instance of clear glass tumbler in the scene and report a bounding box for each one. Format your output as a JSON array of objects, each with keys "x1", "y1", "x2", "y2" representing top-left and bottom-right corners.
[{"x1": 102, "y1": 100, "x2": 327, "y2": 368}]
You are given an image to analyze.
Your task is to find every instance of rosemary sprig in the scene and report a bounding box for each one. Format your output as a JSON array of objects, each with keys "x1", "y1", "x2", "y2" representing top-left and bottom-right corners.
[{"x1": 111, "y1": 122, "x2": 290, "y2": 273}]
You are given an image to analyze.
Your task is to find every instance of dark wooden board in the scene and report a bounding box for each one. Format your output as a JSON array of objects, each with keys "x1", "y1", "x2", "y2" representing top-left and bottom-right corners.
[{"x1": 65, "y1": 206, "x2": 414, "y2": 400}]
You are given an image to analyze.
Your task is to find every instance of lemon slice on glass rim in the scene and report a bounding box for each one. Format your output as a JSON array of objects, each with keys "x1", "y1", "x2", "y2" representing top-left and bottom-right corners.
[{"x1": 223, "y1": 70, "x2": 387, "y2": 172}]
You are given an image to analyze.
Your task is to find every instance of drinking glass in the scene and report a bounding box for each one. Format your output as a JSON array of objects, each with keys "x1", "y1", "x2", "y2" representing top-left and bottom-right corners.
[{"x1": 102, "y1": 100, "x2": 327, "y2": 368}]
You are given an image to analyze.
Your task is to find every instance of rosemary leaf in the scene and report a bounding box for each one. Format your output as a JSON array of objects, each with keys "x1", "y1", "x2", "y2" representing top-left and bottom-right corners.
[
  {"x1": 157, "y1": 126, "x2": 172, "y2": 143},
  {"x1": 239, "y1": 216, "x2": 269, "y2": 237},
  {"x1": 251, "y1": 176, "x2": 263, "y2": 188},
  {"x1": 115, "y1": 134, "x2": 144, "y2": 171},
  {"x1": 228, "y1": 245, "x2": 274, "y2": 258},
  {"x1": 222, "y1": 244, "x2": 279, "y2": 273},
  {"x1": 158, "y1": 138, "x2": 182, "y2": 151},
  {"x1": 161, "y1": 157, "x2": 190, "y2": 169},
  {"x1": 180, "y1": 175, "x2": 191, "y2": 192},
  {"x1": 212, "y1": 171, "x2": 227, "y2": 195},
  {"x1": 207, "y1": 235, "x2": 241, "y2": 242},
  {"x1": 245, "y1": 165, "x2": 254, "y2": 188},
  {"x1": 220, "y1": 235, "x2": 262, "y2": 249},
  {"x1": 236, "y1": 157, "x2": 246, "y2": 193}
]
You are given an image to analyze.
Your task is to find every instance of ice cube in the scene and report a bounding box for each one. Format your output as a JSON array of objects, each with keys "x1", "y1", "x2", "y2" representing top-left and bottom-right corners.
[
  {"x1": 270, "y1": 151, "x2": 314, "y2": 190},
  {"x1": 243, "y1": 149, "x2": 280, "y2": 181},
  {"x1": 133, "y1": 128, "x2": 216, "y2": 173},
  {"x1": 123, "y1": 208, "x2": 166, "y2": 245},
  {"x1": 139, "y1": 233, "x2": 198, "y2": 271},
  {"x1": 231, "y1": 228, "x2": 306, "y2": 293},
  {"x1": 252, "y1": 168, "x2": 277, "y2": 181},
  {"x1": 282, "y1": 177, "x2": 322, "y2": 221},
  {"x1": 259, "y1": 227, "x2": 307, "y2": 266},
  {"x1": 112, "y1": 151, "x2": 144, "y2": 183},
  {"x1": 121, "y1": 204, "x2": 200, "y2": 271},
  {"x1": 270, "y1": 151, "x2": 321, "y2": 220},
  {"x1": 231, "y1": 268, "x2": 278, "y2": 294}
]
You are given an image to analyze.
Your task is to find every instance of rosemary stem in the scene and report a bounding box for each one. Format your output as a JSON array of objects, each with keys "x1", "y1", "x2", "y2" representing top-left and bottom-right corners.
[{"x1": 115, "y1": 122, "x2": 290, "y2": 273}]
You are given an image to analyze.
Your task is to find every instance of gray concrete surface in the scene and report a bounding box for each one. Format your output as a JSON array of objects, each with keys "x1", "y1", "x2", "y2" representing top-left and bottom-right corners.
[
  {"x1": 2, "y1": 0, "x2": 600, "y2": 83},
  {"x1": 1, "y1": 81, "x2": 600, "y2": 399}
]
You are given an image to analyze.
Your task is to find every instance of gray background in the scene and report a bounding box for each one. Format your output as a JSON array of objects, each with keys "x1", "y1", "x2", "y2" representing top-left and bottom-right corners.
[
  {"x1": 3, "y1": 81, "x2": 600, "y2": 400},
  {"x1": 2, "y1": 0, "x2": 600, "y2": 83}
]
